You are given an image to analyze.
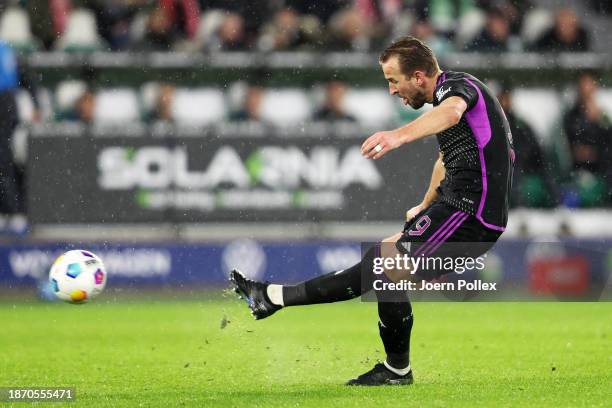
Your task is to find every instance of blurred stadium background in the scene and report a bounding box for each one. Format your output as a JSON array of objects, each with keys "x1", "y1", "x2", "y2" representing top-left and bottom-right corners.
[{"x1": 0, "y1": 0, "x2": 610, "y2": 298}]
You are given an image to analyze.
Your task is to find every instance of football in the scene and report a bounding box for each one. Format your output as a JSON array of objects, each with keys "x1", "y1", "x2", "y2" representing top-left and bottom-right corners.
[{"x1": 49, "y1": 250, "x2": 107, "y2": 303}]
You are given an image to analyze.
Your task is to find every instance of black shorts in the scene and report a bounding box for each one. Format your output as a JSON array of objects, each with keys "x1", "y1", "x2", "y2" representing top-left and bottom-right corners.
[{"x1": 395, "y1": 201, "x2": 503, "y2": 280}]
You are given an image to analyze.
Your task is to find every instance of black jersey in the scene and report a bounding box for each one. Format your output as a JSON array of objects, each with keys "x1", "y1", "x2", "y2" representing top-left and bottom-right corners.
[{"x1": 432, "y1": 71, "x2": 514, "y2": 231}]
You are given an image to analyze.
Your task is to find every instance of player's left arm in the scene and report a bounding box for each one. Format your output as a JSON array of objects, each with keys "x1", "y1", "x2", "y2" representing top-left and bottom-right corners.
[{"x1": 361, "y1": 96, "x2": 468, "y2": 159}]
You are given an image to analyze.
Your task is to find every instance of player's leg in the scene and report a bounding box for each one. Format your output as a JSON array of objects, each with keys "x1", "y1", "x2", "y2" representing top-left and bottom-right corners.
[
  {"x1": 229, "y1": 232, "x2": 402, "y2": 320},
  {"x1": 349, "y1": 203, "x2": 504, "y2": 385},
  {"x1": 348, "y1": 202, "x2": 465, "y2": 385},
  {"x1": 280, "y1": 232, "x2": 404, "y2": 306},
  {"x1": 347, "y1": 232, "x2": 416, "y2": 385},
  {"x1": 373, "y1": 232, "x2": 415, "y2": 374}
]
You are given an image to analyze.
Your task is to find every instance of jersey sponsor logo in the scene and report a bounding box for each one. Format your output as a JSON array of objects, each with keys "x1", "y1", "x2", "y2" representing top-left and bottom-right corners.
[{"x1": 436, "y1": 86, "x2": 451, "y2": 101}]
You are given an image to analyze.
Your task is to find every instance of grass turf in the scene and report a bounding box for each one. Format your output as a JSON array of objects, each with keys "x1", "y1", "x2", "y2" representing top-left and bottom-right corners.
[{"x1": 0, "y1": 297, "x2": 610, "y2": 407}]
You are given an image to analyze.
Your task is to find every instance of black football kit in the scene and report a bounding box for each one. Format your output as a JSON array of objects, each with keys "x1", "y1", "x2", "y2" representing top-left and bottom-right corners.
[{"x1": 231, "y1": 70, "x2": 514, "y2": 385}]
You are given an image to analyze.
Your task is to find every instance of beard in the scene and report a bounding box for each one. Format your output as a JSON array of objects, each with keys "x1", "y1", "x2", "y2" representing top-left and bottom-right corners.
[
  {"x1": 407, "y1": 88, "x2": 427, "y2": 109},
  {"x1": 399, "y1": 87, "x2": 427, "y2": 110}
]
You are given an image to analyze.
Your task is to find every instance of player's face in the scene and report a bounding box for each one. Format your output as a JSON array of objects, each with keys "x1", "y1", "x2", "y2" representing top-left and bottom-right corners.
[{"x1": 381, "y1": 56, "x2": 428, "y2": 110}]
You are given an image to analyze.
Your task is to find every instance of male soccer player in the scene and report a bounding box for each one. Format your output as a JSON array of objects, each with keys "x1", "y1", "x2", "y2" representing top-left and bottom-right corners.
[{"x1": 230, "y1": 36, "x2": 514, "y2": 385}]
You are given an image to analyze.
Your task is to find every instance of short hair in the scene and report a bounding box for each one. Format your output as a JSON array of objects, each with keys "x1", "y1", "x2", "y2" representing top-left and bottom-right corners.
[{"x1": 379, "y1": 36, "x2": 439, "y2": 78}]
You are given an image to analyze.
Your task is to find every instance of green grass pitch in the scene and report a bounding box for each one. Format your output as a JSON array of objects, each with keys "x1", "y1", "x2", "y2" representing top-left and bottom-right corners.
[{"x1": 1, "y1": 296, "x2": 610, "y2": 407}]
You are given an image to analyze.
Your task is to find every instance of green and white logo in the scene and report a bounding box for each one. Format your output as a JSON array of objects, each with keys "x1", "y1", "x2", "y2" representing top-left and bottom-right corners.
[{"x1": 97, "y1": 145, "x2": 383, "y2": 211}]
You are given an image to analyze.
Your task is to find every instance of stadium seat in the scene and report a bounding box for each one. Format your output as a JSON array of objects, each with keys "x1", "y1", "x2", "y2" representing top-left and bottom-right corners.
[
  {"x1": 343, "y1": 89, "x2": 396, "y2": 124},
  {"x1": 11, "y1": 124, "x2": 28, "y2": 165},
  {"x1": 0, "y1": 7, "x2": 38, "y2": 51},
  {"x1": 260, "y1": 89, "x2": 311, "y2": 125},
  {"x1": 129, "y1": 12, "x2": 149, "y2": 44},
  {"x1": 196, "y1": 10, "x2": 227, "y2": 47},
  {"x1": 15, "y1": 89, "x2": 52, "y2": 122},
  {"x1": 455, "y1": 8, "x2": 486, "y2": 49},
  {"x1": 172, "y1": 88, "x2": 226, "y2": 125},
  {"x1": 226, "y1": 81, "x2": 249, "y2": 113},
  {"x1": 15, "y1": 90, "x2": 35, "y2": 122},
  {"x1": 512, "y1": 89, "x2": 561, "y2": 143},
  {"x1": 55, "y1": 80, "x2": 87, "y2": 118},
  {"x1": 94, "y1": 89, "x2": 141, "y2": 123},
  {"x1": 596, "y1": 89, "x2": 612, "y2": 119},
  {"x1": 521, "y1": 9, "x2": 554, "y2": 45},
  {"x1": 55, "y1": 9, "x2": 104, "y2": 51},
  {"x1": 139, "y1": 82, "x2": 160, "y2": 117},
  {"x1": 36, "y1": 88, "x2": 54, "y2": 122},
  {"x1": 39, "y1": 88, "x2": 54, "y2": 121}
]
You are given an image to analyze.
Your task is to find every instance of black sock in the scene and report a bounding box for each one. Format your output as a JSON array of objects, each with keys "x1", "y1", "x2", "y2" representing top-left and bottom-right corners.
[
  {"x1": 282, "y1": 247, "x2": 377, "y2": 306},
  {"x1": 377, "y1": 293, "x2": 413, "y2": 371}
]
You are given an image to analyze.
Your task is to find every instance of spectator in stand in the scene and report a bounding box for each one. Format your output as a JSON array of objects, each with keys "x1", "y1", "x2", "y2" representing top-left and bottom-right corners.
[
  {"x1": 76, "y1": 89, "x2": 96, "y2": 123},
  {"x1": 0, "y1": 41, "x2": 40, "y2": 215},
  {"x1": 409, "y1": 0, "x2": 476, "y2": 36},
  {"x1": 84, "y1": 0, "x2": 148, "y2": 51},
  {"x1": 133, "y1": 6, "x2": 176, "y2": 50},
  {"x1": 27, "y1": 0, "x2": 71, "y2": 50},
  {"x1": 66, "y1": 88, "x2": 96, "y2": 123},
  {"x1": 497, "y1": 86, "x2": 555, "y2": 207},
  {"x1": 257, "y1": 7, "x2": 320, "y2": 52},
  {"x1": 158, "y1": 0, "x2": 200, "y2": 40},
  {"x1": 351, "y1": 0, "x2": 402, "y2": 50},
  {"x1": 229, "y1": 84, "x2": 265, "y2": 122},
  {"x1": 354, "y1": 0, "x2": 402, "y2": 32},
  {"x1": 132, "y1": 0, "x2": 200, "y2": 51},
  {"x1": 477, "y1": 0, "x2": 532, "y2": 35},
  {"x1": 532, "y1": 7, "x2": 590, "y2": 52},
  {"x1": 313, "y1": 81, "x2": 355, "y2": 122},
  {"x1": 562, "y1": 72, "x2": 611, "y2": 206},
  {"x1": 211, "y1": 13, "x2": 248, "y2": 51},
  {"x1": 326, "y1": 7, "x2": 373, "y2": 51},
  {"x1": 146, "y1": 83, "x2": 176, "y2": 123},
  {"x1": 411, "y1": 19, "x2": 454, "y2": 56},
  {"x1": 465, "y1": 6, "x2": 512, "y2": 52},
  {"x1": 564, "y1": 72, "x2": 610, "y2": 174},
  {"x1": 284, "y1": 0, "x2": 350, "y2": 25},
  {"x1": 199, "y1": 0, "x2": 272, "y2": 46}
]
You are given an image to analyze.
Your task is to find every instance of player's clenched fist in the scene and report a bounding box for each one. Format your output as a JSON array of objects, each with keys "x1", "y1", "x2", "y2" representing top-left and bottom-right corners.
[{"x1": 361, "y1": 130, "x2": 402, "y2": 160}]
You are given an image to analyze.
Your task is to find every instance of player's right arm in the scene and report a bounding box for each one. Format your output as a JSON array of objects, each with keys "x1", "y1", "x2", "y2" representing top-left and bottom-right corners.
[
  {"x1": 361, "y1": 97, "x2": 467, "y2": 160},
  {"x1": 406, "y1": 152, "x2": 445, "y2": 221}
]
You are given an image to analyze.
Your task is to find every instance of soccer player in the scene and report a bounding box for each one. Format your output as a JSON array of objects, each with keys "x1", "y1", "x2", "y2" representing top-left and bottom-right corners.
[{"x1": 231, "y1": 36, "x2": 514, "y2": 385}]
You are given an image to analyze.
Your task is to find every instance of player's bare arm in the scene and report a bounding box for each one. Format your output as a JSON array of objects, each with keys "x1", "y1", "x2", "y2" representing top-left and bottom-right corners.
[{"x1": 361, "y1": 96, "x2": 468, "y2": 160}]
